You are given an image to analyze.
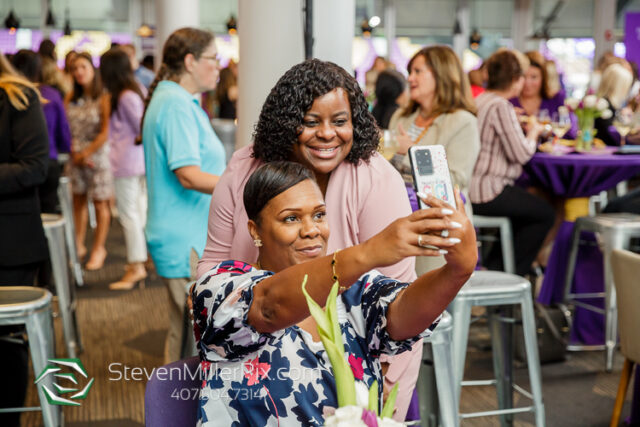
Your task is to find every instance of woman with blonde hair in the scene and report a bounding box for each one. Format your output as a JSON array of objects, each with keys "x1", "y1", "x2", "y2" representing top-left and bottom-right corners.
[
  {"x1": 595, "y1": 63, "x2": 633, "y2": 146},
  {"x1": 0, "y1": 52, "x2": 50, "y2": 426}
]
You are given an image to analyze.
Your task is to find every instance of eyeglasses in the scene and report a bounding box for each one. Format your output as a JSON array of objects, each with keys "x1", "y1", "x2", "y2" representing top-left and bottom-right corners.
[{"x1": 199, "y1": 55, "x2": 219, "y2": 64}]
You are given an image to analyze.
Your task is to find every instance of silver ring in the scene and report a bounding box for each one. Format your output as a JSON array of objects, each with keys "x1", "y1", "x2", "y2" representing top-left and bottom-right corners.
[
  {"x1": 418, "y1": 235, "x2": 428, "y2": 248},
  {"x1": 441, "y1": 229, "x2": 450, "y2": 238}
]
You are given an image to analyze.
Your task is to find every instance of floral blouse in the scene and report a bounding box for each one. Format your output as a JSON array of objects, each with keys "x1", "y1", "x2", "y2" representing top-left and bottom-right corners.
[{"x1": 192, "y1": 260, "x2": 439, "y2": 426}]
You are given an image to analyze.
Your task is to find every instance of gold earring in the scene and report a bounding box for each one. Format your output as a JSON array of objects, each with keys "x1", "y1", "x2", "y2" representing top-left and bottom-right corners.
[{"x1": 254, "y1": 239, "x2": 262, "y2": 247}]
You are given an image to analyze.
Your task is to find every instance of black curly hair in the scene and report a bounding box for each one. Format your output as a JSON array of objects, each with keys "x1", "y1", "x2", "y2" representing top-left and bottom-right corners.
[{"x1": 252, "y1": 59, "x2": 380, "y2": 165}]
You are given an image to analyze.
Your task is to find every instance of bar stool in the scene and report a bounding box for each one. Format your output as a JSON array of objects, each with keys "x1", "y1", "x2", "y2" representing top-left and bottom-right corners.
[
  {"x1": 42, "y1": 213, "x2": 82, "y2": 358},
  {"x1": 0, "y1": 286, "x2": 60, "y2": 427},
  {"x1": 57, "y1": 176, "x2": 84, "y2": 287},
  {"x1": 450, "y1": 270, "x2": 544, "y2": 426},
  {"x1": 473, "y1": 215, "x2": 516, "y2": 274},
  {"x1": 417, "y1": 311, "x2": 459, "y2": 427},
  {"x1": 563, "y1": 213, "x2": 640, "y2": 372}
]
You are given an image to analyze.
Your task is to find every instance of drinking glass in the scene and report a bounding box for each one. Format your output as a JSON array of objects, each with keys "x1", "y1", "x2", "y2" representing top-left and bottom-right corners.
[{"x1": 613, "y1": 109, "x2": 633, "y2": 146}]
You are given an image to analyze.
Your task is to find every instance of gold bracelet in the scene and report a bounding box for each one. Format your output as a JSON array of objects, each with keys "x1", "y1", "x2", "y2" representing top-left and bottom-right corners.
[{"x1": 331, "y1": 250, "x2": 346, "y2": 293}]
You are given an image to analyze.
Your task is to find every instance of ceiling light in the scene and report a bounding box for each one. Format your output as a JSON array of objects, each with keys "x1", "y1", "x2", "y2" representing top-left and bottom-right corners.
[{"x1": 369, "y1": 16, "x2": 380, "y2": 28}]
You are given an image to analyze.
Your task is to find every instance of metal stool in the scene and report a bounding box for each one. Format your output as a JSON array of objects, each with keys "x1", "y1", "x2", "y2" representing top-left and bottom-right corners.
[
  {"x1": 417, "y1": 311, "x2": 459, "y2": 427},
  {"x1": 563, "y1": 213, "x2": 640, "y2": 371},
  {"x1": 42, "y1": 213, "x2": 82, "y2": 357},
  {"x1": 57, "y1": 176, "x2": 83, "y2": 287},
  {"x1": 450, "y1": 271, "x2": 544, "y2": 426},
  {"x1": 473, "y1": 215, "x2": 516, "y2": 274},
  {"x1": 0, "y1": 287, "x2": 60, "y2": 427}
]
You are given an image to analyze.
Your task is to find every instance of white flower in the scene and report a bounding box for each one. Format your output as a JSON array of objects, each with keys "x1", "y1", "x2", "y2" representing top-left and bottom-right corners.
[
  {"x1": 355, "y1": 381, "x2": 370, "y2": 408},
  {"x1": 334, "y1": 406, "x2": 363, "y2": 422},
  {"x1": 600, "y1": 109, "x2": 613, "y2": 119},
  {"x1": 596, "y1": 98, "x2": 609, "y2": 111},
  {"x1": 583, "y1": 95, "x2": 597, "y2": 108},
  {"x1": 565, "y1": 98, "x2": 580, "y2": 110}
]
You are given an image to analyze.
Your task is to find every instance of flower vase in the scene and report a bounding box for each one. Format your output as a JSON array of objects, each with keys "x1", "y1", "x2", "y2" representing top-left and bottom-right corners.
[{"x1": 576, "y1": 127, "x2": 594, "y2": 151}]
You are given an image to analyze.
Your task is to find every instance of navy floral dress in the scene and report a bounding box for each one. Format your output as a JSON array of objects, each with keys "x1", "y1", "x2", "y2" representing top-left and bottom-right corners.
[{"x1": 192, "y1": 260, "x2": 439, "y2": 426}]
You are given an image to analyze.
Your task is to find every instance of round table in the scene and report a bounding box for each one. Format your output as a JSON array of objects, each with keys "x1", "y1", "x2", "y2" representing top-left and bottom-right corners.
[{"x1": 521, "y1": 149, "x2": 640, "y2": 344}]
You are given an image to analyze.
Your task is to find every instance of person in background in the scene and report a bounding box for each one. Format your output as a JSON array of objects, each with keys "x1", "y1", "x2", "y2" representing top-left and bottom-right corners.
[
  {"x1": 142, "y1": 27, "x2": 226, "y2": 363},
  {"x1": 215, "y1": 66, "x2": 237, "y2": 119},
  {"x1": 62, "y1": 50, "x2": 77, "y2": 97},
  {"x1": 510, "y1": 51, "x2": 577, "y2": 139},
  {"x1": 365, "y1": 56, "x2": 389, "y2": 96},
  {"x1": 468, "y1": 62, "x2": 487, "y2": 98},
  {"x1": 371, "y1": 69, "x2": 407, "y2": 129},
  {"x1": 0, "y1": 52, "x2": 50, "y2": 427},
  {"x1": 41, "y1": 56, "x2": 68, "y2": 99},
  {"x1": 38, "y1": 38, "x2": 57, "y2": 62},
  {"x1": 66, "y1": 52, "x2": 112, "y2": 270},
  {"x1": 198, "y1": 58, "x2": 420, "y2": 421},
  {"x1": 470, "y1": 50, "x2": 554, "y2": 277},
  {"x1": 11, "y1": 49, "x2": 71, "y2": 213},
  {"x1": 595, "y1": 63, "x2": 634, "y2": 146},
  {"x1": 100, "y1": 47, "x2": 148, "y2": 290},
  {"x1": 141, "y1": 54, "x2": 154, "y2": 72},
  {"x1": 388, "y1": 45, "x2": 479, "y2": 275},
  {"x1": 120, "y1": 43, "x2": 155, "y2": 89}
]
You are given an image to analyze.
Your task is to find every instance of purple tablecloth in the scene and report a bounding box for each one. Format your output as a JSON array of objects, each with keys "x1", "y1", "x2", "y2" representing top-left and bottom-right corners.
[{"x1": 523, "y1": 150, "x2": 640, "y2": 344}]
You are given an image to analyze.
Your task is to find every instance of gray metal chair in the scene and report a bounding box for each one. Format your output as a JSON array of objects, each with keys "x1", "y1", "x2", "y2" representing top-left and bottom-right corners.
[
  {"x1": 417, "y1": 311, "x2": 459, "y2": 427},
  {"x1": 563, "y1": 213, "x2": 640, "y2": 371},
  {"x1": 0, "y1": 287, "x2": 60, "y2": 427},
  {"x1": 450, "y1": 270, "x2": 544, "y2": 427},
  {"x1": 42, "y1": 213, "x2": 82, "y2": 358},
  {"x1": 473, "y1": 215, "x2": 516, "y2": 274},
  {"x1": 57, "y1": 176, "x2": 83, "y2": 287}
]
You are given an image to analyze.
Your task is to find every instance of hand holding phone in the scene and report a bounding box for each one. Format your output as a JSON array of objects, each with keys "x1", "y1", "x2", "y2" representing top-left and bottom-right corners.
[{"x1": 408, "y1": 145, "x2": 456, "y2": 210}]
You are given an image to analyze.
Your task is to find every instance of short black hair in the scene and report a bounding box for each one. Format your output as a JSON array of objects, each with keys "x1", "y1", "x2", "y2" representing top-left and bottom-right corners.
[
  {"x1": 11, "y1": 49, "x2": 42, "y2": 83},
  {"x1": 252, "y1": 59, "x2": 380, "y2": 165},
  {"x1": 244, "y1": 161, "x2": 316, "y2": 223}
]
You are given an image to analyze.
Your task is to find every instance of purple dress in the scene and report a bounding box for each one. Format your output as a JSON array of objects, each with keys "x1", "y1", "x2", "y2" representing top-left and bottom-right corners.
[
  {"x1": 39, "y1": 85, "x2": 71, "y2": 159},
  {"x1": 510, "y1": 91, "x2": 578, "y2": 140}
]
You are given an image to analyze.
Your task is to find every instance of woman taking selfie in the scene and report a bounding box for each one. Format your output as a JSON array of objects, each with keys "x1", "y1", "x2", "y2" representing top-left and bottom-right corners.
[{"x1": 193, "y1": 161, "x2": 476, "y2": 425}]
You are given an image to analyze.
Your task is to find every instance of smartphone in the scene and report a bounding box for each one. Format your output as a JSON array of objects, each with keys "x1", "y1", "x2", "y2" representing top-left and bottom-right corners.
[{"x1": 408, "y1": 145, "x2": 455, "y2": 210}]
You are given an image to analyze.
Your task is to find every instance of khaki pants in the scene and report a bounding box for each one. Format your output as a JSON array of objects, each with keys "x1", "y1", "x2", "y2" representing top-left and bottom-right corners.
[{"x1": 162, "y1": 276, "x2": 189, "y2": 364}]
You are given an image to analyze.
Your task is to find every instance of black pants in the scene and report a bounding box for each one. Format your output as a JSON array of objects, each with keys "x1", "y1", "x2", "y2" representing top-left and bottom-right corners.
[
  {"x1": 603, "y1": 188, "x2": 640, "y2": 214},
  {"x1": 473, "y1": 185, "x2": 555, "y2": 276},
  {"x1": 0, "y1": 263, "x2": 39, "y2": 427}
]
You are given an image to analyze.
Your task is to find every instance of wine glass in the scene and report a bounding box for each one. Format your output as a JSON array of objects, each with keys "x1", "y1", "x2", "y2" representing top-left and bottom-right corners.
[
  {"x1": 380, "y1": 130, "x2": 398, "y2": 160},
  {"x1": 550, "y1": 108, "x2": 571, "y2": 153},
  {"x1": 613, "y1": 109, "x2": 633, "y2": 146}
]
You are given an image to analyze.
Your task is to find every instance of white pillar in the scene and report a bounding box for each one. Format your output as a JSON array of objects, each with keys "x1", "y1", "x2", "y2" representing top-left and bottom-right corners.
[
  {"x1": 452, "y1": 0, "x2": 470, "y2": 61},
  {"x1": 594, "y1": 0, "x2": 617, "y2": 64},
  {"x1": 237, "y1": 0, "x2": 304, "y2": 149},
  {"x1": 384, "y1": 0, "x2": 396, "y2": 61},
  {"x1": 154, "y1": 0, "x2": 199, "y2": 71},
  {"x1": 511, "y1": 0, "x2": 533, "y2": 51},
  {"x1": 313, "y1": 0, "x2": 355, "y2": 73},
  {"x1": 129, "y1": 0, "x2": 142, "y2": 54}
]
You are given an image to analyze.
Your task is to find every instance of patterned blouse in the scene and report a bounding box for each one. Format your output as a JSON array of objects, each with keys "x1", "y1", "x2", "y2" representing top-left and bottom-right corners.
[{"x1": 192, "y1": 261, "x2": 438, "y2": 426}]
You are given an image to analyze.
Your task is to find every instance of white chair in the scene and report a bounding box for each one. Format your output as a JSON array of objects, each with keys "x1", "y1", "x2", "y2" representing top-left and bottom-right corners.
[{"x1": 610, "y1": 249, "x2": 640, "y2": 426}]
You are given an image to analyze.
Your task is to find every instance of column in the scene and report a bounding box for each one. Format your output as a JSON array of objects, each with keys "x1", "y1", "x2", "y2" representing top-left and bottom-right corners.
[
  {"x1": 313, "y1": 0, "x2": 355, "y2": 73},
  {"x1": 511, "y1": 0, "x2": 533, "y2": 52},
  {"x1": 237, "y1": 0, "x2": 305, "y2": 149},
  {"x1": 154, "y1": 0, "x2": 199, "y2": 70},
  {"x1": 384, "y1": 0, "x2": 396, "y2": 62},
  {"x1": 593, "y1": 0, "x2": 617, "y2": 64},
  {"x1": 452, "y1": 0, "x2": 470, "y2": 60}
]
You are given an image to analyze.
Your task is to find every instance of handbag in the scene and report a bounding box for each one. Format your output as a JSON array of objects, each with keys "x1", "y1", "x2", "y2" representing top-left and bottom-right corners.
[{"x1": 515, "y1": 303, "x2": 571, "y2": 364}]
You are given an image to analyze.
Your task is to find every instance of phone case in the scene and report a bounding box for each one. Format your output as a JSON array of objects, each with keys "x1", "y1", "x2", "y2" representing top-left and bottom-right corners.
[{"x1": 408, "y1": 145, "x2": 455, "y2": 209}]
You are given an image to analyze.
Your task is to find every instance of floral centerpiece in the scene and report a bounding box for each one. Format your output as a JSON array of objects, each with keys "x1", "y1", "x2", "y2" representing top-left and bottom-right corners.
[
  {"x1": 301, "y1": 276, "x2": 406, "y2": 427},
  {"x1": 564, "y1": 94, "x2": 612, "y2": 151}
]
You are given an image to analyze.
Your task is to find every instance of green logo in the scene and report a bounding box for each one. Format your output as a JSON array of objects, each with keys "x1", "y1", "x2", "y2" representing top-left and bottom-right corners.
[{"x1": 35, "y1": 358, "x2": 94, "y2": 406}]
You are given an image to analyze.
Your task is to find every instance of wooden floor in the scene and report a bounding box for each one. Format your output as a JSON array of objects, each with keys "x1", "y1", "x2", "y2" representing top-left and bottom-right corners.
[{"x1": 19, "y1": 221, "x2": 635, "y2": 426}]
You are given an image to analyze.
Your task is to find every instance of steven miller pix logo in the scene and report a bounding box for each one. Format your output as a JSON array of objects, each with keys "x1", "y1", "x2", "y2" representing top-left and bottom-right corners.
[{"x1": 35, "y1": 358, "x2": 95, "y2": 406}]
